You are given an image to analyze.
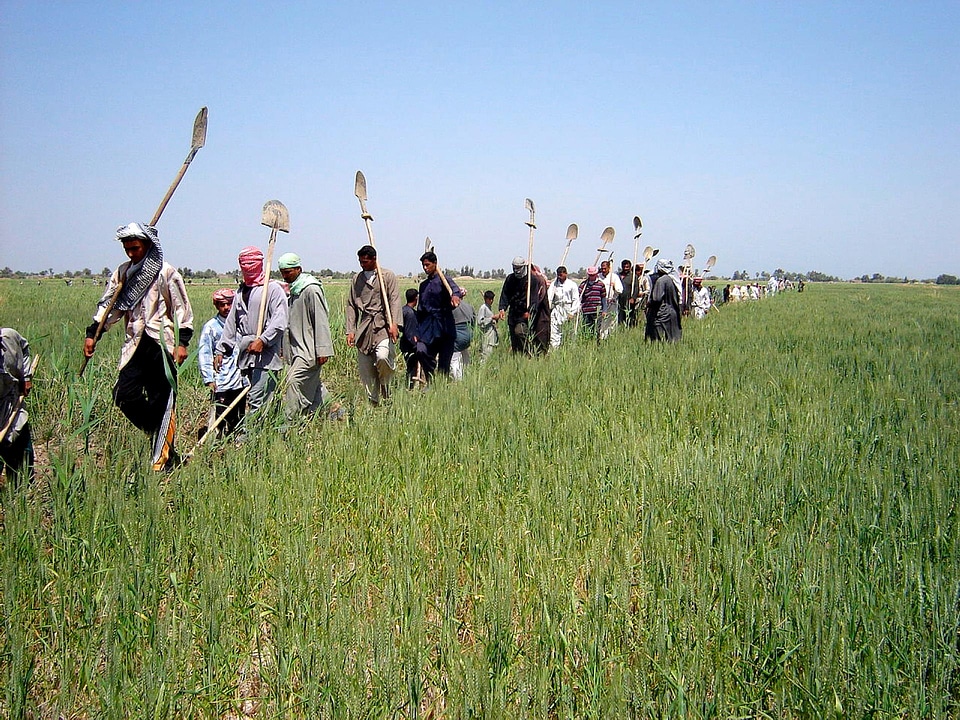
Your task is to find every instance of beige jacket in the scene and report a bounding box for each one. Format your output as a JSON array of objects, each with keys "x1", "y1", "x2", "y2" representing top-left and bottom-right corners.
[{"x1": 93, "y1": 262, "x2": 194, "y2": 368}]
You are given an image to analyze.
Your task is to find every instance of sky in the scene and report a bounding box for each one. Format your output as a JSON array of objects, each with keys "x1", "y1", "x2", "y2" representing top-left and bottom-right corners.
[{"x1": 1, "y1": 1, "x2": 958, "y2": 280}]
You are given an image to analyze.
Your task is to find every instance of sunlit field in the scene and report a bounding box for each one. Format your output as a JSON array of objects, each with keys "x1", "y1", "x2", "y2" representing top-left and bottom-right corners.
[{"x1": 1, "y1": 278, "x2": 958, "y2": 718}]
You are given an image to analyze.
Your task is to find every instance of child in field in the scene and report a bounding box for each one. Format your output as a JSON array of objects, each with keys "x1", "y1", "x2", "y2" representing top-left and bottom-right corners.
[
  {"x1": 198, "y1": 289, "x2": 248, "y2": 438},
  {"x1": 477, "y1": 290, "x2": 499, "y2": 361}
]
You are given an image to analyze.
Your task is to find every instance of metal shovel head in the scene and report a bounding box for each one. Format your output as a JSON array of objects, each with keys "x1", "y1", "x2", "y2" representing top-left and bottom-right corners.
[
  {"x1": 424, "y1": 236, "x2": 434, "y2": 254},
  {"x1": 192, "y1": 107, "x2": 208, "y2": 149},
  {"x1": 261, "y1": 200, "x2": 290, "y2": 232},
  {"x1": 633, "y1": 216, "x2": 642, "y2": 233},
  {"x1": 354, "y1": 170, "x2": 368, "y2": 201},
  {"x1": 704, "y1": 255, "x2": 717, "y2": 271},
  {"x1": 684, "y1": 243, "x2": 696, "y2": 260},
  {"x1": 600, "y1": 226, "x2": 615, "y2": 245},
  {"x1": 566, "y1": 223, "x2": 578, "y2": 241},
  {"x1": 652, "y1": 248, "x2": 660, "y2": 257},
  {"x1": 643, "y1": 246, "x2": 654, "y2": 261},
  {"x1": 525, "y1": 197, "x2": 535, "y2": 215}
]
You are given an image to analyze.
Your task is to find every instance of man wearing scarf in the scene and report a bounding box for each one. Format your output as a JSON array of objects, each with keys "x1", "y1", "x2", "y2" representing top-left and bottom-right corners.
[
  {"x1": 83, "y1": 223, "x2": 194, "y2": 471},
  {"x1": 497, "y1": 256, "x2": 543, "y2": 354},
  {"x1": 645, "y1": 259, "x2": 683, "y2": 342},
  {"x1": 277, "y1": 253, "x2": 334, "y2": 418},
  {"x1": 198, "y1": 289, "x2": 248, "y2": 437},
  {"x1": 345, "y1": 245, "x2": 401, "y2": 405},
  {"x1": 215, "y1": 246, "x2": 288, "y2": 419}
]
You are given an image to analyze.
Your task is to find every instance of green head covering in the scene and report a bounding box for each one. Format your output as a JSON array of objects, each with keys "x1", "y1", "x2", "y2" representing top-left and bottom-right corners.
[{"x1": 277, "y1": 252, "x2": 301, "y2": 270}]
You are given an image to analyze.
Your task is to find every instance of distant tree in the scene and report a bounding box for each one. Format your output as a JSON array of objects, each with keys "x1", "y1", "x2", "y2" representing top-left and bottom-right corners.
[
  {"x1": 0, "y1": 267, "x2": 11, "y2": 278},
  {"x1": 806, "y1": 270, "x2": 839, "y2": 282},
  {"x1": 459, "y1": 265, "x2": 474, "y2": 277},
  {"x1": 936, "y1": 274, "x2": 959, "y2": 285}
]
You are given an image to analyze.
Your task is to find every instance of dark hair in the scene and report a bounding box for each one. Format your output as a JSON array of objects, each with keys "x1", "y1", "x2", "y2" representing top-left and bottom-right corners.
[
  {"x1": 556, "y1": 265, "x2": 567, "y2": 274},
  {"x1": 357, "y1": 245, "x2": 377, "y2": 259},
  {"x1": 483, "y1": 290, "x2": 495, "y2": 299},
  {"x1": 405, "y1": 288, "x2": 419, "y2": 303},
  {"x1": 420, "y1": 251, "x2": 437, "y2": 263},
  {"x1": 621, "y1": 259, "x2": 631, "y2": 268}
]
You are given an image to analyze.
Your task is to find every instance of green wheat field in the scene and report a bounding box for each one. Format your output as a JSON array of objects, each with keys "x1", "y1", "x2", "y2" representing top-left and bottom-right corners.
[{"x1": 1, "y1": 278, "x2": 958, "y2": 718}]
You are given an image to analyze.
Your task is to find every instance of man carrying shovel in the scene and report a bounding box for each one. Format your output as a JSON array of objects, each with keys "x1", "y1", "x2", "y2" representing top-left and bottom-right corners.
[
  {"x1": 82, "y1": 223, "x2": 194, "y2": 472},
  {"x1": 345, "y1": 245, "x2": 401, "y2": 405},
  {"x1": 215, "y1": 246, "x2": 288, "y2": 420}
]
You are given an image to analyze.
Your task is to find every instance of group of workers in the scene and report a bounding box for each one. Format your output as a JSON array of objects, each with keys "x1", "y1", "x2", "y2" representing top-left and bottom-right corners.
[{"x1": 0, "y1": 219, "x2": 788, "y2": 482}]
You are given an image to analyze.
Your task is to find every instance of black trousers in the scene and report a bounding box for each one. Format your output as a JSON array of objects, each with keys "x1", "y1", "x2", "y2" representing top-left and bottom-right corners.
[
  {"x1": 416, "y1": 336, "x2": 454, "y2": 379},
  {"x1": 113, "y1": 337, "x2": 175, "y2": 435},
  {"x1": 1, "y1": 422, "x2": 33, "y2": 486},
  {"x1": 213, "y1": 387, "x2": 246, "y2": 436}
]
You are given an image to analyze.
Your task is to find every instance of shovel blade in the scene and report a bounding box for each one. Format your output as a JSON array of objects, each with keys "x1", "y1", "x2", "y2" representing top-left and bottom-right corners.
[
  {"x1": 424, "y1": 236, "x2": 434, "y2": 254},
  {"x1": 354, "y1": 170, "x2": 368, "y2": 201},
  {"x1": 566, "y1": 223, "x2": 578, "y2": 241},
  {"x1": 192, "y1": 107, "x2": 208, "y2": 150},
  {"x1": 633, "y1": 215, "x2": 642, "y2": 232},
  {"x1": 261, "y1": 200, "x2": 290, "y2": 233},
  {"x1": 643, "y1": 246, "x2": 654, "y2": 261},
  {"x1": 600, "y1": 226, "x2": 615, "y2": 245}
]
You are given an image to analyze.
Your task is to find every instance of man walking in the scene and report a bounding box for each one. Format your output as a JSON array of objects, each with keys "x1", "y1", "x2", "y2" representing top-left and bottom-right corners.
[
  {"x1": 547, "y1": 265, "x2": 580, "y2": 347},
  {"x1": 215, "y1": 246, "x2": 288, "y2": 419},
  {"x1": 277, "y1": 253, "x2": 334, "y2": 418},
  {"x1": 691, "y1": 277, "x2": 712, "y2": 319},
  {"x1": 1, "y1": 327, "x2": 34, "y2": 485},
  {"x1": 645, "y1": 259, "x2": 682, "y2": 342},
  {"x1": 345, "y1": 245, "x2": 401, "y2": 405},
  {"x1": 578, "y1": 266, "x2": 607, "y2": 341},
  {"x1": 497, "y1": 256, "x2": 544, "y2": 354},
  {"x1": 416, "y1": 251, "x2": 461, "y2": 380},
  {"x1": 598, "y1": 259, "x2": 622, "y2": 340},
  {"x1": 83, "y1": 222, "x2": 193, "y2": 471}
]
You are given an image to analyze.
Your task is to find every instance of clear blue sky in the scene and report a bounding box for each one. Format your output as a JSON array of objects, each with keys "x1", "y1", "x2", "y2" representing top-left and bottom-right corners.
[{"x1": 2, "y1": 1, "x2": 957, "y2": 279}]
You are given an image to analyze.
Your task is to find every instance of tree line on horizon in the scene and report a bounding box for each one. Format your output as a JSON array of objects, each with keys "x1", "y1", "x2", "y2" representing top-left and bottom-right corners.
[{"x1": 1, "y1": 265, "x2": 958, "y2": 285}]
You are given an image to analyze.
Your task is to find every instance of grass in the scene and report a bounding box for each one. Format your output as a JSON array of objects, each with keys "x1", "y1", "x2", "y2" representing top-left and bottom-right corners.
[{"x1": 1, "y1": 278, "x2": 958, "y2": 717}]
